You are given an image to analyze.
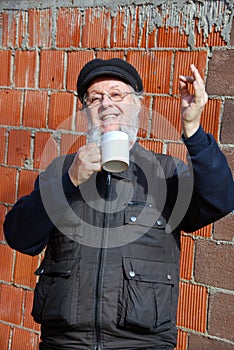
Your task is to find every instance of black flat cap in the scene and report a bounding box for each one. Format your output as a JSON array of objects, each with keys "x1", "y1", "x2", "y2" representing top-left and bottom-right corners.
[{"x1": 77, "y1": 58, "x2": 143, "y2": 103}]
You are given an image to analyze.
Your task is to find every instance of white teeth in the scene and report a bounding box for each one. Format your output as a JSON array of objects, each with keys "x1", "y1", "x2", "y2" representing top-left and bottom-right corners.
[{"x1": 102, "y1": 115, "x2": 117, "y2": 121}]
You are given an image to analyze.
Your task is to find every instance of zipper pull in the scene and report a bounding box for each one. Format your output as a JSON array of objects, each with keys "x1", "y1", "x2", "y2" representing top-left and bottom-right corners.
[{"x1": 95, "y1": 345, "x2": 101, "y2": 350}]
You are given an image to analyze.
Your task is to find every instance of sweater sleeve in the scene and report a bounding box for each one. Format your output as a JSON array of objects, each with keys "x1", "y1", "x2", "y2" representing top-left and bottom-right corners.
[
  {"x1": 3, "y1": 157, "x2": 79, "y2": 256},
  {"x1": 180, "y1": 126, "x2": 234, "y2": 232}
]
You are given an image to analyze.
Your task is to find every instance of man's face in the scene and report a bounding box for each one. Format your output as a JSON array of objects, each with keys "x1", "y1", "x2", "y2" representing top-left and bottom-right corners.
[{"x1": 84, "y1": 77, "x2": 141, "y2": 143}]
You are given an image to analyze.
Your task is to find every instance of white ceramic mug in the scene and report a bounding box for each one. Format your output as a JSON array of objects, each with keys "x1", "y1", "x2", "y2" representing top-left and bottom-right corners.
[{"x1": 101, "y1": 131, "x2": 129, "y2": 173}]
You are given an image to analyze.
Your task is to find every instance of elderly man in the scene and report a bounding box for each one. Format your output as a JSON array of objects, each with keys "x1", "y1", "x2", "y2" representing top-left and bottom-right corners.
[{"x1": 4, "y1": 58, "x2": 234, "y2": 350}]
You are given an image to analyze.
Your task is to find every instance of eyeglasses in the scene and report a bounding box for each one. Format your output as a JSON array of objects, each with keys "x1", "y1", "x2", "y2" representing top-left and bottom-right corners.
[{"x1": 84, "y1": 89, "x2": 137, "y2": 106}]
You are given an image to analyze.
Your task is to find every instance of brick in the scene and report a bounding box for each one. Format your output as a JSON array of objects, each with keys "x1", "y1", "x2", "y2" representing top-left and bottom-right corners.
[
  {"x1": 11, "y1": 327, "x2": 39, "y2": 350},
  {"x1": 221, "y1": 147, "x2": 234, "y2": 175},
  {"x1": 0, "y1": 11, "x2": 27, "y2": 48},
  {"x1": 177, "y1": 282, "x2": 207, "y2": 332},
  {"x1": 175, "y1": 330, "x2": 187, "y2": 350},
  {"x1": 188, "y1": 333, "x2": 234, "y2": 350},
  {"x1": 28, "y1": 9, "x2": 52, "y2": 48},
  {"x1": 0, "y1": 284, "x2": 23, "y2": 324},
  {"x1": 194, "y1": 240, "x2": 234, "y2": 290},
  {"x1": 138, "y1": 140, "x2": 163, "y2": 154},
  {"x1": 110, "y1": 7, "x2": 141, "y2": 48},
  {"x1": 66, "y1": 51, "x2": 95, "y2": 91},
  {"x1": 138, "y1": 96, "x2": 151, "y2": 138},
  {"x1": 180, "y1": 235, "x2": 194, "y2": 280},
  {"x1": 195, "y1": 21, "x2": 226, "y2": 48},
  {"x1": 0, "y1": 89, "x2": 22, "y2": 126},
  {"x1": 39, "y1": 50, "x2": 64, "y2": 89},
  {"x1": 214, "y1": 211, "x2": 234, "y2": 241},
  {"x1": 7, "y1": 130, "x2": 31, "y2": 167},
  {"x1": 157, "y1": 27, "x2": 188, "y2": 48},
  {"x1": 96, "y1": 51, "x2": 125, "y2": 60},
  {"x1": 193, "y1": 224, "x2": 212, "y2": 238},
  {"x1": 56, "y1": 8, "x2": 81, "y2": 48},
  {"x1": 0, "y1": 166, "x2": 17, "y2": 204},
  {"x1": 151, "y1": 96, "x2": 181, "y2": 140},
  {"x1": 221, "y1": 99, "x2": 234, "y2": 144},
  {"x1": 208, "y1": 292, "x2": 234, "y2": 341},
  {"x1": 0, "y1": 204, "x2": 7, "y2": 241},
  {"x1": 173, "y1": 50, "x2": 207, "y2": 95},
  {"x1": 14, "y1": 50, "x2": 37, "y2": 88},
  {"x1": 230, "y1": 18, "x2": 234, "y2": 47},
  {"x1": 0, "y1": 244, "x2": 13, "y2": 282},
  {"x1": 148, "y1": 27, "x2": 157, "y2": 49},
  {"x1": 23, "y1": 290, "x2": 40, "y2": 331},
  {"x1": 17, "y1": 11, "x2": 28, "y2": 48},
  {"x1": 76, "y1": 98, "x2": 83, "y2": 113},
  {"x1": 60, "y1": 134, "x2": 86, "y2": 155},
  {"x1": 0, "y1": 322, "x2": 10, "y2": 350},
  {"x1": 48, "y1": 92, "x2": 74, "y2": 130},
  {"x1": 200, "y1": 98, "x2": 220, "y2": 140},
  {"x1": 1, "y1": 11, "x2": 17, "y2": 48},
  {"x1": 207, "y1": 50, "x2": 234, "y2": 95},
  {"x1": 14, "y1": 251, "x2": 39, "y2": 288},
  {"x1": 127, "y1": 51, "x2": 173, "y2": 93},
  {"x1": 0, "y1": 50, "x2": 11, "y2": 86},
  {"x1": 82, "y1": 8, "x2": 110, "y2": 48},
  {"x1": 23, "y1": 90, "x2": 48, "y2": 128},
  {"x1": 18, "y1": 169, "x2": 38, "y2": 198},
  {"x1": 167, "y1": 143, "x2": 187, "y2": 163},
  {"x1": 75, "y1": 110, "x2": 88, "y2": 133},
  {"x1": 0, "y1": 128, "x2": 7, "y2": 163},
  {"x1": 34, "y1": 132, "x2": 58, "y2": 170}
]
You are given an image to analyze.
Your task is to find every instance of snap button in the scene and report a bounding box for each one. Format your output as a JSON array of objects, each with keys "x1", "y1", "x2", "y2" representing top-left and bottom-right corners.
[
  {"x1": 129, "y1": 271, "x2": 135, "y2": 278},
  {"x1": 130, "y1": 216, "x2": 137, "y2": 222},
  {"x1": 167, "y1": 274, "x2": 172, "y2": 280},
  {"x1": 157, "y1": 219, "x2": 162, "y2": 226}
]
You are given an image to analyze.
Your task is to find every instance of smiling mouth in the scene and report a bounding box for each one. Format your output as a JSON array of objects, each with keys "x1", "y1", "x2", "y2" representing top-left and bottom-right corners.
[
  {"x1": 101, "y1": 114, "x2": 118, "y2": 121},
  {"x1": 100, "y1": 115, "x2": 120, "y2": 127}
]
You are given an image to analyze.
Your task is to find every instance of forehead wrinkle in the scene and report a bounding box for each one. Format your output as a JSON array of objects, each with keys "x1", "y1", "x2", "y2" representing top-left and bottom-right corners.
[
  {"x1": 87, "y1": 80, "x2": 130, "y2": 94},
  {"x1": 88, "y1": 85, "x2": 119, "y2": 94}
]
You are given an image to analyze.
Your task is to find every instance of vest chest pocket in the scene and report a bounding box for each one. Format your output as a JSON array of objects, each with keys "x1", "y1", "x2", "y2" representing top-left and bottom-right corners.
[
  {"x1": 32, "y1": 258, "x2": 80, "y2": 327},
  {"x1": 117, "y1": 257, "x2": 179, "y2": 334},
  {"x1": 124, "y1": 204, "x2": 165, "y2": 228}
]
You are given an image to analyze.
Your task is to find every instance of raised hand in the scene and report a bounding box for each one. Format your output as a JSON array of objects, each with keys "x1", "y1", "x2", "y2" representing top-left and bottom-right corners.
[{"x1": 179, "y1": 64, "x2": 208, "y2": 138}]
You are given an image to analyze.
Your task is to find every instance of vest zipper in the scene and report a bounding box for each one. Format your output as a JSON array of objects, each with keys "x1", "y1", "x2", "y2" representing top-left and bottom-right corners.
[{"x1": 94, "y1": 172, "x2": 111, "y2": 350}]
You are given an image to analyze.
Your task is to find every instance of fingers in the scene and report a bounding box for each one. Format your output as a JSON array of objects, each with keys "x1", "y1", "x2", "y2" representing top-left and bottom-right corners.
[
  {"x1": 179, "y1": 64, "x2": 208, "y2": 138},
  {"x1": 179, "y1": 64, "x2": 204, "y2": 89},
  {"x1": 179, "y1": 77, "x2": 191, "y2": 98},
  {"x1": 179, "y1": 64, "x2": 207, "y2": 102},
  {"x1": 179, "y1": 70, "x2": 195, "y2": 97},
  {"x1": 68, "y1": 143, "x2": 102, "y2": 186},
  {"x1": 78, "y1": 143, "x2": 101, "y2": 164},
  {"x1": 190, "y1": 64, "x2": 204, "y2": 86},
  {"x1": 179, "y1": 75, "x2": 195, "y2": 84}
]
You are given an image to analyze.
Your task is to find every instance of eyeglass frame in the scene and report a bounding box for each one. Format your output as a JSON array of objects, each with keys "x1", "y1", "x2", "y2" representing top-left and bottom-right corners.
[{"x1": 83, "y1": 90, "x2": 141, "y2": 107}]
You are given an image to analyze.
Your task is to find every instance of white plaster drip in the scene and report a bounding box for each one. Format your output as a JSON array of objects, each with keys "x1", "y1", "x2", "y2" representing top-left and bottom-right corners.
[{"x1": 0, "y1": 1, "x2": 233, "y2": 48}]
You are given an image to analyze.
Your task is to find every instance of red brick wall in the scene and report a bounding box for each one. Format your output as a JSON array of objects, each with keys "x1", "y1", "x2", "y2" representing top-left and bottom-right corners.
[{"x1": 0, "y1": 2, "x2": 233, "y2": 350}]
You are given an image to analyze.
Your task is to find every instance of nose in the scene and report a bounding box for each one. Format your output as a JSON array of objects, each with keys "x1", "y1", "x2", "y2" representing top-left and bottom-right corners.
[{"x1": 101, "y1": 93, "x2": 113, "y2": 108}]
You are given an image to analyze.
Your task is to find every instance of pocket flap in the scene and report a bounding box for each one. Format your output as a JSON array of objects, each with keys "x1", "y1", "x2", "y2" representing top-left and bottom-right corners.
[
  {"x1": 123, "y1": 257, "x2": 178, "y2": 284},
  {"x1": 35, "y1": 259, "x2": 77, "y2": 277},
  {"x1": 124, "y1": 205, "x2": 166, "y2": 229}
]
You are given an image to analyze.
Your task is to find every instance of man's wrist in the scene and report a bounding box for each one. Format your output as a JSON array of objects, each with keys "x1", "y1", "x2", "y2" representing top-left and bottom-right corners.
[
  {"x1": 182, "y1": 126, "x2": 210, "y2": 156},
  {"x1": 182, "y1": 121, "x2": 200, "y2": 139}
]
